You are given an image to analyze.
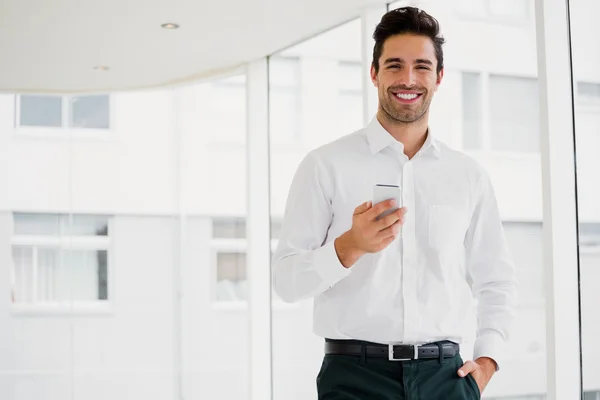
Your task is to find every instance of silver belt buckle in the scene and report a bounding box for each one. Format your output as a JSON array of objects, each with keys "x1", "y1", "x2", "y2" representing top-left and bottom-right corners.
[{"x1": 388, "y1": 344, "x2": 419, "y2": 361}]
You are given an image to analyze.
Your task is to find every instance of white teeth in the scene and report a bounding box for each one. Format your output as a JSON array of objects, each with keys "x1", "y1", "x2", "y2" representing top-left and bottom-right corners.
[{"x1": 396, "y1": 93, "x2": 419, "y2": 100}]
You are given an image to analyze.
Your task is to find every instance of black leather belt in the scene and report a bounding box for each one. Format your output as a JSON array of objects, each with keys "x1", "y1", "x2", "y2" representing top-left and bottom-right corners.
[{"x1": 324, "y1": 340, "x2": 459, "y2": 361}]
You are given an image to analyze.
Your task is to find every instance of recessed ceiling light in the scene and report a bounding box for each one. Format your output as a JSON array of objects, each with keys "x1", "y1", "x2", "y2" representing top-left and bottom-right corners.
[
  {"x1": 161, "y1": 23, "x2": 179, "y2": 29},
  {"x1": 93, "y1": 66, "x2": 110, "y2": 71}
]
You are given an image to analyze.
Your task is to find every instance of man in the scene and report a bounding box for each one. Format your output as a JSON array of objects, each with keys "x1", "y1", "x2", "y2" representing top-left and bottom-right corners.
[{"x1": 272, "y1": 6, "x2": 517, "y2": 400}]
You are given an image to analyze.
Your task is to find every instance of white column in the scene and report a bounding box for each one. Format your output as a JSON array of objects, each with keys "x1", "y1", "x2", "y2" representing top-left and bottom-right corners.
[
  {"x1": 361, "y1": 4, "x2": 389, "y2": 122},
  {"x1": 535, "y1": 0, "x2": 582, "y2": 399},
  {"x1": 246, "y1": 57, "x2": 272, "y2": 400},
  {"x1": 171, "y1": 87, "x2": 184, "y2": 400}
]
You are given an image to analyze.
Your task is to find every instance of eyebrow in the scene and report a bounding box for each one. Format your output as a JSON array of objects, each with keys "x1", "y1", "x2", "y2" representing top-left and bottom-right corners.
[{"x1": 384, "y1": 58, "x2": 434, "y2": 66}]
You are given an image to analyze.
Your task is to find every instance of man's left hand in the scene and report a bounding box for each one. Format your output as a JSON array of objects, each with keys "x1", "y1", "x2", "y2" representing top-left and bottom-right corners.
[{"x1": 457, "y1": 357, "x2": 497, "y2": 394}]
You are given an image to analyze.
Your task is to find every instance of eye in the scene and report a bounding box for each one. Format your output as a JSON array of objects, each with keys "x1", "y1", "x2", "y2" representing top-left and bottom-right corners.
[
  {"x1": 388, "y1": 65, "x2": 401, "y2": 69},
  {"x1": 416, "y1": 66, "x2": 430, "y2": 70}
]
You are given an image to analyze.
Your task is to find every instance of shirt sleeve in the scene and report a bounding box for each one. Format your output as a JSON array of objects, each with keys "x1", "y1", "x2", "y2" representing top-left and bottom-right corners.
[
  {"x1": 272, "y1": 151, "x2": 352, "y2": 303},
  {"x1": 464, "y1": 169, "x2": 518, "y2": 371}
]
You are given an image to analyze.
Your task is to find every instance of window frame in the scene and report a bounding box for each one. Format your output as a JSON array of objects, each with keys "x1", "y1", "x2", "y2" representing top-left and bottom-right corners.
[
  {"x1": 209, "y1": 217, "x2": 293, "y2": 310},
  {"x1": 10, "y1": 213, "x2": 114, "y2": 316},
  {"x1": 210, "y1": 239, "x2": 248, "y2": 309},
  {"x1": 14, "y1": 94, "x2": 115, "y2": 139},
  {"x1": 210, "y1": 235, "x2": 282, "y2": 307}
]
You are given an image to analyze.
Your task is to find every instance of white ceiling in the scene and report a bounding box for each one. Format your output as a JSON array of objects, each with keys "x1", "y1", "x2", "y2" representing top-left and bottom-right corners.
[{"x1": 0, "y1": 0, "x2": 388, "y2": 94}]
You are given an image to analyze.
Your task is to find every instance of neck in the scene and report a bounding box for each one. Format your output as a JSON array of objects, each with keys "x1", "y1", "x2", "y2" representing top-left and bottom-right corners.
[{"x1": 377, "y1": 109, "x2": 429, "y2": 159}]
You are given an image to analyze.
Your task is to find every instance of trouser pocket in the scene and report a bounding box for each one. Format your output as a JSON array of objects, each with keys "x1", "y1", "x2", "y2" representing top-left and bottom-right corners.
[{"x1": 465, "y1": 372, "x2": 481, "y2": 399}]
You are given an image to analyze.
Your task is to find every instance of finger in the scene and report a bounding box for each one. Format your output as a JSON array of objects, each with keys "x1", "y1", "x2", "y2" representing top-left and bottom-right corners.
[
  {"x1": 375, "y1": 207, "x2": 406, "y2": 230},
  {"x1": 354, "y1": 201, "x2": 372, "y2": 215},
  {"x1": 367, "y1": 199, "x2": 397, "y2": 220},
  {"x1": 457, "y1": 360, "x2": 477, "y2": 377},
  {"x1": 376, "y1": 219, "x2": 402, "y2": 239},
  {"x1": 379, "y1": 207, "x2": 407, "y2": 229}
]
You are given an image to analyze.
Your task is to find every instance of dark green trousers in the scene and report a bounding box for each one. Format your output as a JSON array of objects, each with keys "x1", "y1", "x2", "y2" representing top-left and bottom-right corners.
[{"x1": 316, "y1": 346, "x2": 481, "y2": 400}]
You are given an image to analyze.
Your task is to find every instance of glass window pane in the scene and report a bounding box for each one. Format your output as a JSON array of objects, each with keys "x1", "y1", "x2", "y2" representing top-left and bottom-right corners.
[
  {"x1": 270, "y1": 57, "x2": 301, "y2": 145},
  {"x1": 58, "y1": 250, "x2": 108, "y2": 302},
  {"x1": 503, "y1": 223, "x2": 544, "y2": 305},
  {"x1": 584, "y1": 391, "x2": 600, "y2": 400},
  {"x1": 337, "y1": 61, "x2": 364, "y2": 133},
  {"x1": 337, "y1": 61, "x2": 362, "y2": 92},
  {"x1": 580, "y1": 223, "x2": 600, "y2": 241},
  {"x1": 6, "y1": 59, "x2": 226, "y2": 400},
  {"x1": 270, "y1": 18, "x2": 363, "y2": 400},
  {"x1": 270, "y1": 56, "x2": 300, "y2": 87},
  {"x1": 578, "y1": 82, "x2": 600, "y2": 107},
  {"x1": 298, "y1": 3, "x2": 546, "y2": 400},
  {"x1": 489, "y1": 75, "x2": 540, "y2": 152},
  {"x1": 11, "y1": 246, "x2": 34, "y2": 303},
  {"x1": 180, "y1": 71, "x2": 249, "y2": 397},
  {"x1": 337, "y1": 91, "x2": 363, "y2": 137},
  {"x1": 13, "y1": 213, "x2": 61, "y2": 236},
  {"x1": 36, "y1": 248, "x2": 59, "y2": 302},
  {"x1": 216, "y1": 252, "x2": 247, "y2": 301},
  {"x1": 270, "y1": 85, "x2": 301, "y2": 142},
  {"x1": 69, "y1": 95, "x2": 110, "y2": 129},
  {"x1": 462, "y1": 72, "x2": 482, "y2": 149},
  {"x1": 571, "y1": 0, "x2": 600, "y2": 393},
  {"x1": 212, "y1": 218, "x2": 246, "y2": 239},
  {"x1": 98, "y1": 250, "x2": 108, "y2": 300},
  {"x1": 64, "y1": 215, "x2": 109, "y2": 236},
  {"x1": 19, "y1": 95, "x2": 62, "y2": 127}
]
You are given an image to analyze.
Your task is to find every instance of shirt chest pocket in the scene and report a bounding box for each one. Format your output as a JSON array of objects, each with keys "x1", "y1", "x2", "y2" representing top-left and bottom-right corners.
[{"x1": 427, "y1": 205, "x2": 469, "y2": 253}]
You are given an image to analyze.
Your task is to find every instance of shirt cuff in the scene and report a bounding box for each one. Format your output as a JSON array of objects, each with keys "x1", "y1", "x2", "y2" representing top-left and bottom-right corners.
[
  {"x1": 313, "y1": 240, "x2": 352, "y2": 287},
  {"x1": 473, "y1": 332, "x2": 505, "y2": 371}
]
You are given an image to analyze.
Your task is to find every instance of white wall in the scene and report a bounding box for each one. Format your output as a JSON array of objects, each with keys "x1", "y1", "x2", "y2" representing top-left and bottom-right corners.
[
  {"x1": 0, "y1": 212, "x2": 253, "y2": 400},
  {"x1": 180, "y1": 217, "x2": 249, "y2": 400},
  {"x1": 0, "y1": 215, "x2": 178, "y2": 400},
  {"x1": 0, "y1": 92, "x2": 177, "y2": 215}
]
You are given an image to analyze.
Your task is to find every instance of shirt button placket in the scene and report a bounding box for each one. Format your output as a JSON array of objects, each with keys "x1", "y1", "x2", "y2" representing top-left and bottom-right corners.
[{"x1": 402, "y1": 161, "x2": 419, "y2": 342}]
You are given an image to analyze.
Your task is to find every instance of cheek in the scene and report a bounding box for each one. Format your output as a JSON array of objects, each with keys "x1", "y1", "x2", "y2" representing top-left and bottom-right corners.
[{"x1": 421, "y1": 76, "x2": 438, "y2": 92}]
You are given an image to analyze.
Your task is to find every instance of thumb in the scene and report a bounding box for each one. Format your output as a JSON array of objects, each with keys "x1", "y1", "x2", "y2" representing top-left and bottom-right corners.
[
  {"x1": 458, "y1": 360, "x2": 477, "y2": 377},
  {"x1": 354, "y1": 201, "x2": 372, "y2": 215}
]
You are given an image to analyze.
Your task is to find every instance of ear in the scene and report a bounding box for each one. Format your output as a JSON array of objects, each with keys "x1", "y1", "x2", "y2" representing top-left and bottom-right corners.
[
  {"x1": 435, "y1": 68, "x2": 444, "y2": 91},
  {"x1": 370, "y1": 64, "x2": 378, "y2": 87}
]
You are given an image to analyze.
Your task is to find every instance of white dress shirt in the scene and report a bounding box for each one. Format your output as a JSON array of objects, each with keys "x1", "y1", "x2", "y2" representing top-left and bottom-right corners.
[{"x1": 272, "y1": 116, "x2": 518, "y2": 368}]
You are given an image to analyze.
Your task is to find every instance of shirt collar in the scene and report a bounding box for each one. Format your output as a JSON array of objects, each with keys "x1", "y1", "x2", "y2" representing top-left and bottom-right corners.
[{"x1": 366, "y1": 116, "x2": 441, "y2": 158}]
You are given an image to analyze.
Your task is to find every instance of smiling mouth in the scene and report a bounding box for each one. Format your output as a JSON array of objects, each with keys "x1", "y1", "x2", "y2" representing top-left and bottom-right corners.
[{"x1": 392, "y1": 92, "x2": 423, "y2": 104}]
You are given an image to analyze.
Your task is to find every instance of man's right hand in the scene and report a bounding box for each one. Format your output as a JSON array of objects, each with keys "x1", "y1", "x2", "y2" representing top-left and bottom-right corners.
[{"x1": 334, "y1": 200, "x2": 407, "y2": 268}]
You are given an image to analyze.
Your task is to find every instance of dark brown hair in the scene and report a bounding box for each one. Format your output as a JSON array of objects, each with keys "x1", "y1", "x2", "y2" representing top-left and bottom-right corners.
[{"x1": 372, "y1": 7, "x2": 445, "y2": 74}]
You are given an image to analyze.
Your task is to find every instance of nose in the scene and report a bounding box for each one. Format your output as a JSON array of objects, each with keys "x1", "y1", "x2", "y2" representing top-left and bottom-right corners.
[{"x1": 399, "y1": 68, "x2": 416, "y2": 87}]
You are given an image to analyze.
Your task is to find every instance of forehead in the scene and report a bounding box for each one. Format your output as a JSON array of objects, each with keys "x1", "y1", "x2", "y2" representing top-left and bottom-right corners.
[{"x1": 380, "y1": 34, "x2": 436, "y2": 62}]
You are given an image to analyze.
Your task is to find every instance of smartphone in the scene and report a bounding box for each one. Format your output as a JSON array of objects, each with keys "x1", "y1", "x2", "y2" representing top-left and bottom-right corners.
[{"x1": 372, "y1": 184, "x2": 402, "y2": 220}]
